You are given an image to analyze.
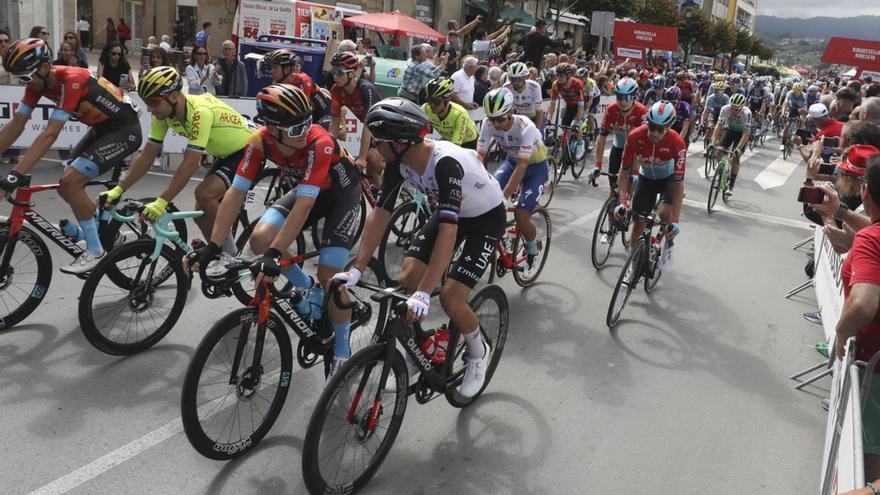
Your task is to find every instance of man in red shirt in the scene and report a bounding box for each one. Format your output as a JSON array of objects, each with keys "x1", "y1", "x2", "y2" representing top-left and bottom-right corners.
[
  {"x1": 798, "y1": 103, "x2": 844, "y2": 163},
  {"x1": 116, "y1": 18, "x2": 131, "y2": 55}
]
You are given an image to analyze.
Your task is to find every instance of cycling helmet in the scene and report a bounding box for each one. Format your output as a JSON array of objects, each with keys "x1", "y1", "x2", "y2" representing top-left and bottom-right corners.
[
  {"x1": 639, "y1": 69, "x2": 650, "y2": 80},
  {"x1": 575, "y1": 67, "x2": 589, "y2": 79},
  {"x1": 425, "y1": 77, "x2": 454, "y2": 99},
  {"x1": 627, "y1": 69, "x2": 638, "y2": 79},
  {"x1": 614, "y1": 77, "x2": 638, "y2": 96},
  {"x1": 730, "y1": 93, "x2": 747, "y2": 107},
  {"x1": 330, "y1": 51, "x2": 359, "y2": 71},
  {"x1": 701, "y1": 72, "x2": 710, "y2": 80},
  {"x1": 808, "y1": 85, "x2": 819, "y2": 93},
  {"x1": 263, "y1": 48, "x2": 301, "y2": 67},
  {"x1": 366, "y1": 98, "x2": 431, "y2": 144},
  {"x1": 137, "y1": 66, "x2": 183, "y2": 99},
  {"x1": 731, "y1": 75, "x2": 741, "y2": 84},
  {"x1": 652, "y1": 76, "x2": 666, "y2": 89},
  {"x1": 714, "y1": 74, "x2": 725, "y2": 81},
  {"x1": 793, "y1": 82, "x2": 805, "y2": 92},
  {"x1": 483, "y1": 87, "x2": 514, "y2": 118},
  {"x1": 507, "y1": 62, "x2": 529, "y2": 79},
  {"x1": 647, "y1": 101, "x2": 676, "y2": 127},
  {"x1": 664, "y1": 86, "x2": 682, "y2": 101},
  {"x1": 3, "y1": 38, "x2": 51, "y2": 76},
  {"x1": 711, "y1": 81, "x2": 726, "y2": 91},
  {"x1": 255, "y1": 84, "x2": 312, "y2": 127},
  {"x1": 556, "y1": 63, "x2": 573, "y2": 76}
]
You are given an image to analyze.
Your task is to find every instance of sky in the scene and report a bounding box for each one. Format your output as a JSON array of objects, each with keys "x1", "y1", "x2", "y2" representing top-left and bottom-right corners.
[{"x1": 758, "y1": 0, "x2": 880, "y2": 18}]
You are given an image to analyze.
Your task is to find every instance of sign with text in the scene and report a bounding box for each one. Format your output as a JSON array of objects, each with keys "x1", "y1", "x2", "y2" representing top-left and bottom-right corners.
[
  {"x1": 615, "y1": 46, "x2": 643, "y2": 62},
  {"x1": 613, "y1": 21, "x2": 678, "y2": 52},
  {"x1": 237, "y1": 0, "x2": 296, "y2": 42},
  {"x1": 822, "y1": 37, "x2": 880, "y2": 71}
]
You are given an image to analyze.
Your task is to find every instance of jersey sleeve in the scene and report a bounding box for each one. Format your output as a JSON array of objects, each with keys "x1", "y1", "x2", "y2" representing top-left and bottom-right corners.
[
  {"x1": 673, "y1": 133, "x2": 687, "y2": 181},
  {"x1": 232, "y1": 131, "x2": 267, "y2": 190},
  {"x1": 185, "y1": 104, "x2": 213, "y2": 153},
  {"x1": 52, "y1": 73, "x2": 88, "y2": 121},
  {"x1": 377, "y1": 163, "x2": 404, "y2": 212},
  {"x1": 330, "y1": 87, "x2": 343, "y2": 118},
  {"x1": 434, "y1": 156, "x2": 465, "y2": 225},
  {"x1": 530, "y1": 83, "x2": 543, "y2": 112},
  {"x1": 574, "y1": 80, "x2": 585, "y2": 105},
  {"x1": 517, "y1": 121, "x2": 540, "y2": 161},
  {"x1": 599, "y1": 105, "x2": 614, "y2": 135},
  {"x1": 296, "y1": 133, "x2": 334, "y2": 198},
  {"x1": 148, "y1": 117, "x2": 170, "y2": 144},
  {"x1": 477, "y1": 119, "x2": 492, "y2": 154}
]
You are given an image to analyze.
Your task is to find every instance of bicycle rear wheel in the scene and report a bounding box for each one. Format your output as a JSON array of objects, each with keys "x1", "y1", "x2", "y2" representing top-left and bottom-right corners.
[
  {"x1": 302, "y1": 343, "x2": 408, "y2": 494},
  {"x1": 703, "y1": 151, "x2": 715, "y2": 180},
  {"x1": 378, "y1": 201, "x2": 426, "y2": 284},
  {"x1": 591, "y1": 196, "x2": 618, "y2": 269},
  {"x1": 540, "y1": 157, "x2": 558, "y2": 208},
  {"x1": 512, "y1": 207, "x2": 551, "y2": 287},
  {"x1": 181, "y1": 307, "x2": 293, "y2": 460},
  {"x1": 607, "y1": 236, "x2": 646, "y2": 328},
  {"x1": 644, "y1": 242, "x2": 663, "y2": 293},
  {"x1": 0, "y1": 223, "x2": 52, "y2": 330},
  {"x1": 78, "y1": 240, "x2": 188, "y2": 355},
  {"x1": 445, "y1": 284, "x2": 509, "y2": 408}
]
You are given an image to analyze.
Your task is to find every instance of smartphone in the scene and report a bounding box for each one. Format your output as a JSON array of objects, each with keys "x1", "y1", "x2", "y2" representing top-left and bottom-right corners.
[
  {"x1": 798, "y1": 186, "x2": 825, "y2": 204},
  {"x1": 795, "y1": 128, "x2": 812, "y2": 143},
  {"x1": 818, "y1": 162, "x2": 836, "y2": 175}
]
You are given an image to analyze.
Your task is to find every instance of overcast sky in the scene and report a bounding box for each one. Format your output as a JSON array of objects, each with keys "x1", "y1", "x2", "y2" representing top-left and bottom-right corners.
[{"x1": 759, "y1": 0, "x2": 880, "y2": 18}]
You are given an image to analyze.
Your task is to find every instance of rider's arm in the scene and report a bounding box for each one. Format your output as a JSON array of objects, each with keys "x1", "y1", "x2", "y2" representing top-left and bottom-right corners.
[
  {"x1": 594, "y1": 110, "x2": 612, "y2": 166},
  {"x1": 737, "y1": 113, "x2": 752, "y2": 150},
  {"x1": 350, "y1": 160, "x2": 404, "y2": 272},
  {"x1": 329, "y1": 91, "x2": 345, "y2": 141},
  {"x1": 0, "y1": 110, "x2": 29, "y2": 154},
  {"x1": 671, "y1": 144, "x2": 687, "y2": 223},
  {"x1": 532, "y1": 83, "x2": 544, "y2": 126},
  {"x1": 416, "y1": 157, "x2": 464, "y2": 294},
  {"x1": 502, "y1": 156, "x2": 529, "y2": 198},
  {"x1": 476, "y1": 118, "x2": 492, "y2": 158},
  {"x1": 546, "y1": 81, "x2": 559, "y2": 118},
  {"x1": 208, "y1": 135, "x2": 266, "y2": 245},
  {"x1": 159, "y1": 106, "x2": 216, "y2": 202},
  {"x1": 618, "y1": 135, "x2": 637, "y2": 199}
]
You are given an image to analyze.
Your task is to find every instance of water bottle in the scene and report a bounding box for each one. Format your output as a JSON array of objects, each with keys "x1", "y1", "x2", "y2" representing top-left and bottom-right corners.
[
  {"x1": 59, "y1": 219, "x2": 83, "y2": 242},
  {"x1": 307, "y1": 285, "x2": 325, "y2": 320},
  {"x1": 420, "y1": 325, "x2": 449, "y2": 364}
]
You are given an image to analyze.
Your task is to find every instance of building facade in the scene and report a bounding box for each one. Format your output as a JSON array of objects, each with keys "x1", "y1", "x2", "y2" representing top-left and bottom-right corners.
[{"x1": 702, "y1": 0, "x2": 758, "y2": 33}]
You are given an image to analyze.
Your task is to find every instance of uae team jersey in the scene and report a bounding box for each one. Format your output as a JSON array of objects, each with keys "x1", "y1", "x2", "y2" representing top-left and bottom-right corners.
[
  {"x1": 622, "y1": 125, "x2": 687, "y2": 181},
  {"x1": 477, "y1": 114, "x2": 547, "y2": 164},
  {"x1": 148, "y1": 93, "x2": 253, "y2": 158},
  {"x1": 599, "y1": 101, "x2": 648, "y2": 149},
  {"x1": 20, "y1": 66, "x2": 138, "y2": 126}
]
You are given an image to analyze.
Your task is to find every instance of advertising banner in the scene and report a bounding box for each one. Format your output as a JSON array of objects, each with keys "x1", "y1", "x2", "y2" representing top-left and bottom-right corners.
[
  {"x1": 822, "y1": 37, "x2": 880, "y2": 70},
  {"x1": 613, "y1": 21, "x2": 679, "y2": 52},
  {"x1": 237, "y1": 0, "x2": 296, "y2": 42}
]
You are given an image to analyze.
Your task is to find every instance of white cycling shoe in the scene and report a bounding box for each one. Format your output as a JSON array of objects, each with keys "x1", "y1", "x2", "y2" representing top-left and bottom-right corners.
[
  {"x1": 61, "y1": 250, "x2": 105, "y2": 275},
  {"x1": 459, "y1": 339, "x2": 491, "y2": 399}
]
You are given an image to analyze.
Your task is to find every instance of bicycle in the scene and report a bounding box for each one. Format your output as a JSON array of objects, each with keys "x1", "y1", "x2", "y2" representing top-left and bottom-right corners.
[
  {"x1": 707, "y1": 147, "x2": 736, "y2": 214},
  {"x1": 301, "y1": 280, "x2": 509, "y2": 494},
  {"x1": 781, "y1": 116, "x2": 803, "y2": 161},
  {"x1": 180, "y1": 260, "x2": 375, "y2": 460},
  {"x1": 377, "y1": 189, "x2": 434, "y2": 283},
  {"x1": 606, "y1": 212, "x2": 669, "y2": 328},
  {"x1": 546, "y1": 123, "x2": 590, "y2": 183},
  {"x1": 590, "y1": 172, "x2": 631, "y2": 269},
  {"x1": 485, "y1": 203, "x2": 551, "y2": 287},
  {"x1": 0, "y1": 173, "x2": 188, "y2": 330}
]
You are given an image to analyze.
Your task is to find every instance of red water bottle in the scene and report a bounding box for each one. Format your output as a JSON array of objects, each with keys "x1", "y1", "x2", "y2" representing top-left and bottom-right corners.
[
  {"x1": 433, "y1": 325, "x2": 449, "y2": 364},
  {"x1": 421, "y1": 331, "x2": 436, "y2": 361}
]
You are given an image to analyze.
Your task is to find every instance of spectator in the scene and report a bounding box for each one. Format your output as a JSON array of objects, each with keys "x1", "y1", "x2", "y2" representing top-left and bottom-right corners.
[
  {"x1": 174, "y1": 21, "x2": 186, "y2": 51},
  {"x1": 185, "y1": 45, "x2": 220, "y2": 95},
  {"x1": 473, "y1": 65, "x2": 491, "y2": 106},
  {"x1": 520, "y1": 19, "x2": 565, "y2": 69},
  {"x1": 62, "y1": 31, "x2": 88, "y2": 66},
  {"x1": 356, "y1": 37, "x2": 377, "y2": 57},
  {"x1": 843, "y1": 120, "x2": 880, "y2": 150},
  {"x1": 96, "y1": 18, "x2": 118, "y2": 48},
  {"x1": 398, "y1": 45, "x2": 446, "y2": 104},
  {"x1": 29, "y1": 26, "x2": 49, "y2": 43},
  {"x1": 856, "y1": 97, "x2": 880, "y2": 125},
  {"x1": 528, "y1": 66, "x2": 539, "y2": 82},
  {"x1": 117, "y1": 18, "x2": 131, "y2": 54},
  {"x1": 0, "y1": 30, "x2": 11, "y2": 85},
  {"x1": 76, "y1": 16, "x2": 91, "y2": 51},
  {"x1": 447, "y1": 15, "x2": 482, "y2": 41},
  {"x1": 487, "y1": 65, "x2": 503, "y2": 89},
  {"x1": 866, "y1": 84, "x2": 880, "y2": 99},
  {"x1": 338, "y1": 39, "x2": 357, "y2": 53},
  {"x1": 451, "y1": 56, "x2": 479, "y2": 110},
  {"x1": 798, "y1": 103, "x2": 844, "y2": 163},
  {"x1": 146, "y1": 36, "x2": 158, "y2": 50},
  {"x1": 440, "y1": 32, "x2": 460, "y2": 74},
  {"x1": 195, "y1": 21, "x2": 212, "y2": 48},
  {"x1": 141, "y1": 46, "x2": 169, "y2": 77},
  {"x1": 214, "y1": 40, "x2": 247, "y2": 97},
  {"x1": 471, "y1": 26, "x2": 510, "y2": 63},
  {"x1": 54, "y1": 41, "x2": 88, "y2": 68},
  {"x1": 159, "y1": 35, "x2": 172, "y2": 52},
  {"x1": 834, "y1": 87, "x2": 859, "y2": 122},
  {"x1": 98, "y1": 41, "x2": 134, "y2": 89}
]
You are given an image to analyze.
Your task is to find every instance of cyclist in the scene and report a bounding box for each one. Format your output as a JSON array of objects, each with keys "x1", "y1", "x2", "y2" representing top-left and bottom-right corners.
[
  {"x1": 806, "y1": 84, "x2": 821, "y2": 106},
  {"x1": 261, "y1": 48, "x2": 332, "y2": 130},
  {"x1": 503, "y1": 62, "x2": 545, "y2": 132},
  {"x1": 593, "y1": 77, "x2": 648, "y2": 193},
  {"x1": 665, "y1": 86, "x2": 692, "y2": 147},
  {"x1": 701, "y1": 82, "x2": 730, "y2": 155},
  {"x1": 328, "y1": 51, "x2": 383, "y2": 188},
  {"x1": 546, "y1": 63, "x2": 586, "y2": 157},
  {"x1": 746, "y1": 77, "x2": 771, "y2": 130},
  {"x1": 614, "y1": 101, "x2": 685, "y2": 264},
  {"x1": 422, "y1": 77, "x2": 479, "y2": 149},
  {"x1": 0, "y1": 38, "x2": 142, "y2": 274},
  {"x1": 116, "y1": 66, "x2": 252, "y2": 255},
  {"x1": 478, "y1": 87, "x2": 549, "y2": 267},
  {"x1": 332, "y1": 98, "x2": 506, "y2": 399},
  {"x1": 189, "y1": 84, "x2": 361, "y2": 377},
  {"x1": 709, "y1": 93, "x2": 752, "y2": 199},
  {"x1": 697, "y1": 73, "x2": 712, "y2": 104},
  {"x1": 641, "y1": 76, "x2": 664, "y2": 107},
  {"x1": 780, "y1": 82, "x2": 808, "y2": 151},
  {"x1": 581, "y1": 68, "x2": 602, "y2": 137},
  {"x1": 675, "y1": 71, "x2": 698, "y2": 107}
]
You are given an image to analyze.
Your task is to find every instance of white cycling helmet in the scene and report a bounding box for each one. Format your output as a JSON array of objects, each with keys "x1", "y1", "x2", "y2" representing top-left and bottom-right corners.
[
  {"x1": 507, "y1": 62, "x2": 529, "y2": 79},
  {"x1": 483, "y1": 87, "x2": 514, "y2": 118}
]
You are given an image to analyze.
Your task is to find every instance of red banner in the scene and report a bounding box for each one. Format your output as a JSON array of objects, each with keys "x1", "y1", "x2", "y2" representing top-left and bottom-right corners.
[
  {"x1": 822, "y1": 37, "x2": 880, "y2": 70},
  {"x1": 613, "y1": 21, "x2": 678, "y2": 53}
]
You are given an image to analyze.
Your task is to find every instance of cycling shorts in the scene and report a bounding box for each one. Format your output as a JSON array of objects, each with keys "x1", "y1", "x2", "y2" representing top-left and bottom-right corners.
[
  {"x1": 562, "y1": 105, "x2": 579, "y2": 127},
  {"x1": 68, "y1": 122, "x2": 142, "y2": 179},
  {"x1": 208, "y1": 148, "x2": 246, "y2": 188},
  {"x1": 262, "y1": 159, "x2": 362, "y2": 250},
  {"x1": 716, "y1": 130, "x2": 744, "y2": 151},
  {"x1": 589, "y1": 97, "x2": 600, "y2": 115},
  {"x1": 494, "y1": 157, "x2": 549, "y2": 212},
  {"x1": 405, "y1": 203, "x2": 506, "y2": 288},
  {"x1": 461, "y1": 138, "x2": 478, "y2": 150},
  {"x1": 632, "y1": 175, "x2": 676, "y2": 218}
]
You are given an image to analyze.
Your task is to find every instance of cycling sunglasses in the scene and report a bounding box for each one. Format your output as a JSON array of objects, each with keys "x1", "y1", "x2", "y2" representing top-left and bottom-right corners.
[
  {"x1": 330, "y1": 67, "x2": 353, "y2": 77},
  {"x1": 427, "y1": 97, "x2": 448, "y2": 106},
  {"x1": 489, "y1": 115, "x2": 509, "y2": 124},
  {"x1": 14, "y1": 67, "x2": 41, "y2": 84},
  {"x1": 647, "y1": 123, "x2": 668, "y2": 133},
  {"x1": 509, "y1": 76, "x2": 526, "y2": 83},
  {"x1": 615, "y1": 93, "x2": 635, "y2": 102},
  {"x1": 278, "y1": 116, "x2": 313, "y2": 138}
]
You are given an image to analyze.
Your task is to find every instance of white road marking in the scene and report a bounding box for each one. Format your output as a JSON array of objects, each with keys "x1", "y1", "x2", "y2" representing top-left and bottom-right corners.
[
  {"x1": 681, "y1": 197, "x2": 811, "y2": 230},
  {"x1": 754, "y1": 157, "x2": 799, "y2": 190}
]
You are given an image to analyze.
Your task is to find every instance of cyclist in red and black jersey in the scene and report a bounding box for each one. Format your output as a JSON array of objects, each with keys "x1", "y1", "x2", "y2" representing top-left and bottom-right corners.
[
  {"x1": 190, "y1": 84, "x2": 362, "y2": 378},
  {"x1": 0, "y1": 38, "x2": 142, "y2": 274},
  {"x1": 675, "y1": 71, "x2": 698, "y2": 107},
  {"x1": 593, "y1": 77, "x2": 647, "y2": 195},
  {"x1": 262, "y1": 49, "x2": 333, "y2": 130},
  {"x1": 328, "y1": 51, "x2": 383, "y2": 187},
  {"x1": 546, "y1": 63, "x2": 585, "y2": 129}
]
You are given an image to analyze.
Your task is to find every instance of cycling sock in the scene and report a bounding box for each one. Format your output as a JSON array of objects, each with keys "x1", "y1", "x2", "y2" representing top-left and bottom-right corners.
[
  {"x1": 525, "y1": 239, "x2": 538, "y2": 255},
  {"x1": 79, "y1": 218, "x2": 103, "y2": 255},
  {"x1": 221, "y1": 234, "x2": 236, "y2": 256},
  {"x1": 332, "y1": 321, "x2": 351, "y2": 359},
  {"x1": 464, "y1": 327, "x2": 485, "y2": 359},
  {"x1": 729, "y1": 173, "x2": 737, "y2": 189},
  {"x1": 281, "y1": 263, "x2": 312, "y2": 288}
]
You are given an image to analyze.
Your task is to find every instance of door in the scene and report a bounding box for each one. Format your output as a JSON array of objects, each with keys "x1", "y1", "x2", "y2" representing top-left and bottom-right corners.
[{"x1": 123, "y1": 0, "x2": 144, "y2": 49}]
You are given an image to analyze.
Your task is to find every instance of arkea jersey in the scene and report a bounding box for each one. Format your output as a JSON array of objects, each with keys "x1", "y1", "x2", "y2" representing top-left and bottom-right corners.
[
  {"x1": 623, "y1": 125, "x2": 687, "y2": 181},
  {"x1": 20, "y1": 66, "x2": 138, "y2": 126},
  {"x1": 599, "y1": 101, "x2": 648, "y2": 149},
  {"x1": 503, "y1": 79, "x2": 543, "y2": 117},
  {"x1": 422, "y1": 101, "x2": 478, "y2": 145},
  {"x1": 148, "y1": 93, "x2": 253, "y2": 157},
  {"x1": 330, "y1": 79, "x2": 381, "y2": 122},
  {"x1": 477, "y1": 114, "x2": 547, "y2": 164}
]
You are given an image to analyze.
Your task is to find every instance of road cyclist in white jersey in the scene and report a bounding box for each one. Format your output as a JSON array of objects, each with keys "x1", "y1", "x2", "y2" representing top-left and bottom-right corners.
[
  {"x1": 503, "y1": 62, "x2": 545, "y2": 133},
  {"x1": 332, "y1": 98, "x2": 506, "y2": 399},
  {"x1": 709, "y1": 93, "x2": 752, "y2": 198},
  {"x1": 477, "y1": 87, "x2": 549, "y2": 268}
]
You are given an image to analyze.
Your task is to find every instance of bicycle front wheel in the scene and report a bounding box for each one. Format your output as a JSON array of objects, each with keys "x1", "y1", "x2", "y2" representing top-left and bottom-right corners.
[
  {"x1": 590, "y1": 196, "x2": 618, "y2": 269},
  {"x1": 0, "y1": 223, "x2": 52, "y2": 330},
  {"x1": 708, "y1": 160, "x2": 724, "y2": 214},
  {"x1": 512, "y1": 207, "x2": 551, "y2": 287},
  {"x1": 607, "y1": 236, "x2": 647, "y2": 328},
  {"x1": 571, "y1": 145, "x2": 588, "y2": 178},
  {"x1": 181, "y1": 307, "x2": 293, "y2": 460},
  {"x1": 78, "y1": 240, "x2": 188, "y2": 355},
  {"x1": 302, "y1": 344, "x2": 408, "y2": 495}
]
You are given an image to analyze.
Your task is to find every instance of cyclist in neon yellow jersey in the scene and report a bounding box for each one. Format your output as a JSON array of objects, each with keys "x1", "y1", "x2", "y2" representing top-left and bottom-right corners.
[
  {"x1": 111, "y1": 66, "x2": 253, "y2": 254},
  {"x1": 422, "y1": 77, "x2": 478, "y2": 149}
]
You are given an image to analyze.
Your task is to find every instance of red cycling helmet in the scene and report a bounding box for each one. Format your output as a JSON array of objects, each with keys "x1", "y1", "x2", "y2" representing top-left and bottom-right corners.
[{"x1": 330, "y1": 51, "x2": 359, "y2": 71}]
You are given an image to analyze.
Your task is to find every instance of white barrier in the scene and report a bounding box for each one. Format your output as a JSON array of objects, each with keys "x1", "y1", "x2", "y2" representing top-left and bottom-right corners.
[{"x1": 813, "y1": 226, "x2": 846, "y2": 344}]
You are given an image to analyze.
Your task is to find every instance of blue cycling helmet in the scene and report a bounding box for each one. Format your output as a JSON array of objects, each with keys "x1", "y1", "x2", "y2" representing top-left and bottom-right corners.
[
  {"x1": 615, "y1": 77, "x2": 638, "y2": 96},
  {"x1": 647, "y1": 101, "x2": 676, "y2": 127},
  {"x1": 664, "y1": 86, "x2": 682, "y2": 101},
  {"x1": 652, "y1": 76, "x2": 666, "y2": 89}
]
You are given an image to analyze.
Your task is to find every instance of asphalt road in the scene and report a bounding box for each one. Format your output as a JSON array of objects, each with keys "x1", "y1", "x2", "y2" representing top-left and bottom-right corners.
[{"x1": 2, "y1": 136, "x2": 828, "y2": 495}]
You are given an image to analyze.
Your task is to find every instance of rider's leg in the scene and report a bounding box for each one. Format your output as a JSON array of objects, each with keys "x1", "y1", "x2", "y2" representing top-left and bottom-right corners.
[
  {"x1": 730, "y1": 156, "x2": 741, "y2": 190},
  {"x1": 58, "y1": 165, "x2": 102, "y2": 255},
  {"x1": 249, "y1": 198, "x2": 312, "y2": 289},
  {"x1": 608, "y1": 147, "x2": 624, "y2": 198},
  {"x1": 318, "y1": 256, "x2": 352, "y2": 360}
]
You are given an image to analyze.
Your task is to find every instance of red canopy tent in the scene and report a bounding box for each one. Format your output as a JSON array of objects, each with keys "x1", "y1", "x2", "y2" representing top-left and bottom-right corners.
[
  {"x1": 342, "y1": 11, "x2": 445, "y2": 43},
  {"x1": 790, "y1": 64, "x2": 810, "y2": 75}
]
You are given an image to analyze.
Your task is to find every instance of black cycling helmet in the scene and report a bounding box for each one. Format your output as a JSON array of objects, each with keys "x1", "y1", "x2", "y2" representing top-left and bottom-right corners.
[
  {"x1": 255, "y1": 84, "x2": 312, "y2": 127},
  {"x1": 263, "y1": 48, "x2": 301, "y2": 67},
  {"x1": 3, "y1": 38, "x2": 51, "y2": 76},
  {"x1": 365, "y1": 98, "x2": 431, "y2": 144}
]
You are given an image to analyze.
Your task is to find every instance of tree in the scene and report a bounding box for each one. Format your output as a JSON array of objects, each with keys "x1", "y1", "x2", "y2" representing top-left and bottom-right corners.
[
  {"x1": 678, "y1": 9, "x2": 711, "y2": 62},
  {"x1": 570, "y1": 0, "x2": 638, "y2": 20},
  {"x1": 706, "y1": 20, "x2": 736, "y2": 66},
  {"x1": 729, "y1": 28, "x2": 753, "y2": 68},
  {"x1": 636, "y1": 0, "x2": 681, "y2": 27},
  {"x1": 751, "y1": 38, "x2": 775, "y2": 63}
]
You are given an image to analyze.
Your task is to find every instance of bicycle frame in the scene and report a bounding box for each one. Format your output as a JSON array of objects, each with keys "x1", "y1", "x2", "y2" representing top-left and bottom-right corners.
[{"x1": 495, "y1": 214, "x2": 528, "y2": 271}]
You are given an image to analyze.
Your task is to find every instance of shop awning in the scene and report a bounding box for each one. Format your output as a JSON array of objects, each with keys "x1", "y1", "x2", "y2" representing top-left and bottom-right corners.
[{"x1": 467, "y1": 0, "x2": 536, "y2": 28}]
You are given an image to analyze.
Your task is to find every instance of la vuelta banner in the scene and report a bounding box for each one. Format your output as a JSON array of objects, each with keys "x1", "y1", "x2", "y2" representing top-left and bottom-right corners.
[
  {"x1": 613, "y1": 21, "x2": 678, "y2": 53},
  {"x1": 238, "y1": 0, "x2": 296, "y2": 42},
  {"x1": 822, "y1": 37, "x2": 880, "y2": 71}
]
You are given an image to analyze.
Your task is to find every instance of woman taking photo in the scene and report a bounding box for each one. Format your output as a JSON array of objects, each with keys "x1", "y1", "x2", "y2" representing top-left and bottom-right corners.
[
  {"x1": 185, "y1": 46, "x2": 220, "y2": 95},
  {"x1": 98, "y1": 41, "x2": 134, "y2": 89}
]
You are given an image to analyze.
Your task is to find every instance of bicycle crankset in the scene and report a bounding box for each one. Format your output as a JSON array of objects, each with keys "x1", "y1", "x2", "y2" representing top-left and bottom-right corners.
[{"x1": 297, "y1": 340, "x2": 320, "y2": 369}]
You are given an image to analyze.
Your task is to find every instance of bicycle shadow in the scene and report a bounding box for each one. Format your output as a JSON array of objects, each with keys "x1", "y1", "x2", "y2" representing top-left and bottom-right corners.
[{"x1": 203, "y1": 435, "x2": 305, "y2": 495}]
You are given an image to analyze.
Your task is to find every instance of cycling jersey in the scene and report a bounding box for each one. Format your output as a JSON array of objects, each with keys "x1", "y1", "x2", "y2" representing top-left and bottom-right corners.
[
  {"x1": 477, "y1": 114, "x2": 548, "y2": 164},
  {"x1": 677, "y1": 80, "x2": 698, "y2": 103},
  {"x1": 640, "y1": 88, "x2": 659, "y2": 107},
  {"x1": 20, "y1": 66, "x2": 139, "y2": 126},
  {"x1": 705, "y1": 94, "x2": 729, "y2": 122},
  {"x1": 378, "y1": 140, "x2": 504, "y2": 220},
  {"x1": 671, "y1": 101, "x2": 692, "y2": 135},
  {"x1": 288, "y1": 72, "x2": 331, "y2": 124},
  {"x1": 550, "y1": 78, "x2": 585, "y2": 106},
  {"x1": 330, "y1": 78, "x2": 382, "y2": 122},
  {"x1": 503, "y1": 79, "x2": 543, "y2": 118},
  {"x1": 585, "y1": 78, "x2": 601, "y2": 100},
  {"x1": 698, "y1": 80, "x2": 711, "y2": 95},
  {"x1": 784, "y1": 91, "x2": 808, "y2": 111},
  {"x1": 807, "y1": 92, "x2": 821, "y2": 106},
  {"x1": 748, "y1": 86, "x2": 771, "y2": 106},
  {"x1": 421, "y1": 101, "x2": 478, "y2": 146},
  {"x1": 599, "y1": 101, "x2": 648, "y2": 149},
  {"x1": 717, "y1": 105, "x2": 752, "y2": 133},
  {"x1": 148, "y1": 93, "x2": 252, "y2": 158},
  {"x1": 623, "y1": 125, "x2": 687, "y2": 181}
]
